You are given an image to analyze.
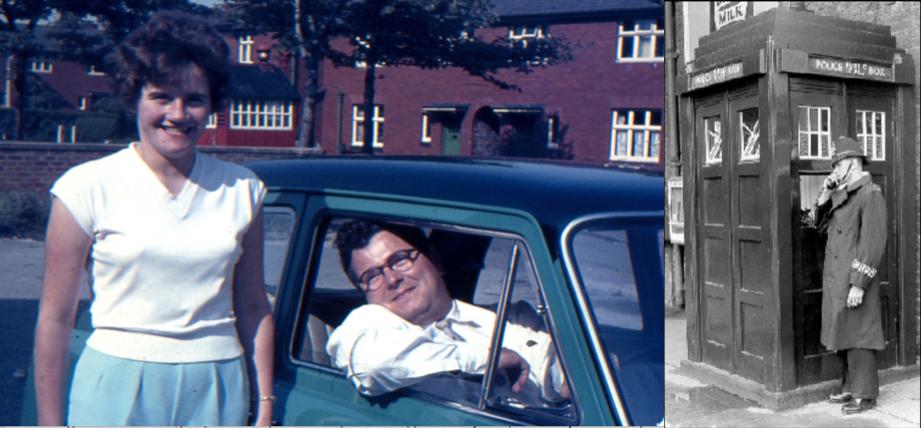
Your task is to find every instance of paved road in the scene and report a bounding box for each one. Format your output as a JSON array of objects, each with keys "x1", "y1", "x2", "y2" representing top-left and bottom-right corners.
[
  {"x1": 0, "y1": 235, "x2": 278, "y2": 425},
  {"x1": 0, "y1": 238, "x2": 56, "y2": 425}
]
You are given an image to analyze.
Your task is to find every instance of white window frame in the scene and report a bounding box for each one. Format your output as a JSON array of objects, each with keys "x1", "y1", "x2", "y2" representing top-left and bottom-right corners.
[
  {"x1": 87, "y1": 65, "x2": 106, "y2": 76},
  {"x1": 547, "y1": 114, "x2": 559, "y2": 149},
  {"x1": 617, "y1": 19, "x2": 664, "y2": 62},
  {"x1": 509, "y1": 25, "x2": 546, "y2": 48},
  {"x1": 797, "y1": 105, "x2": 832, "y2": 160},
  {"x1": 509, "y1": 25, "x2": 548, "y2": 65},
  {"x1": 239, "y1": 35, "x2": 254, "y2": 64},
  {"x1": 420, "y1": 113, "x2": 432, "y2": 144},
  {"x1": 230, "y1": 100, "x2": 293, "y2": 131},
  {"x1": 704, "y1": 116, "x2": 722, "y2": 165},
  {"x1": 352, "y1": 105, "x2": 384, "y2": 148},
  {"x1": 77, "y1": 96, "x2": 88, "y2": 111},
  {"x1": 206, "y1": 113, "x2": 218, "y2": 129},
  {"x1": 856, "y1": 110, "x2": 885, "y2": 161},
  {"x1": 610, "y1": 110, "x2": 661, "y2": 163},
  {"x1": 738, "y1": 108, "x2": 760, "y2": 162},
  {"x1": 30, "y1": 59, "x2": 53, "y2": 73}
]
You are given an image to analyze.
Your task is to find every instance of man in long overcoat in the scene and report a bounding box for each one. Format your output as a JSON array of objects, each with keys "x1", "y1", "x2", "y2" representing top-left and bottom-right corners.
[{"x1": 812, "y1": 136, "x2": 887, "y2": 414}]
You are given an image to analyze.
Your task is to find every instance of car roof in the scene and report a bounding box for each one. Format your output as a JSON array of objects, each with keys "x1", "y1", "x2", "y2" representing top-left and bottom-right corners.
[{"x1": 247, "y1": 156, "x2": 664, "y2": 229}]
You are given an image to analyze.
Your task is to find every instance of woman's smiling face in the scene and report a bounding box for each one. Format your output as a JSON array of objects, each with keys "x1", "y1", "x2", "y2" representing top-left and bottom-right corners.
[{"x1": 136, "y1": 63, "x2": 211, "y2": 161}]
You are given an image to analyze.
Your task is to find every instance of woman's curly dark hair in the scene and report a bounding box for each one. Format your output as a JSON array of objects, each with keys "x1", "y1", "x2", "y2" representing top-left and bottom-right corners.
[{"x1": 108, "y1": 10, "x2": 230, "y2": 111}]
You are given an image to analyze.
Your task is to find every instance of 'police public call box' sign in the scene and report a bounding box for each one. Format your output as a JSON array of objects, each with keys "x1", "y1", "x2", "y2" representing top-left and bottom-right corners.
[
  {"x1": 808, "y1": 56, "x2": 894, "y2": 82},
  {"x1": 689, "y1": 61, "x2": 745, "y2": 90}
]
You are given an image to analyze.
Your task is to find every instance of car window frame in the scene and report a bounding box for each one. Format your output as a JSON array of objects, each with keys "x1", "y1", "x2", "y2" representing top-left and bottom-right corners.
[
  {"x1": 560, "y1": 210, "x2": 664, "y2": 427},
  {"x1": 262, "y1": 204, "x2": 300, "y2": 309},
  {"x1": 284, "y1": 207, "x2": 580, "y2": 424}
]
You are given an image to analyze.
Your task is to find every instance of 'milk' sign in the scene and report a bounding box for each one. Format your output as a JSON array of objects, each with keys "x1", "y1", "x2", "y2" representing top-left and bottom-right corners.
[{"x1": 713, "y1": 1, "x2": 749, "y2": 31}]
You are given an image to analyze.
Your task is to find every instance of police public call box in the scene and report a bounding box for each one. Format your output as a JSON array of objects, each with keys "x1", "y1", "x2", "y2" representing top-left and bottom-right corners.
[{"x1": 677, "y1": 7, "x2": 917, "y2": 407}]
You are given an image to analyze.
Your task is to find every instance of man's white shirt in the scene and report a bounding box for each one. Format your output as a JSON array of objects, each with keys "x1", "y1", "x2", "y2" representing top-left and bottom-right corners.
[{"x1": 326, "y1": 299, "x2": 566, "y2": 399}]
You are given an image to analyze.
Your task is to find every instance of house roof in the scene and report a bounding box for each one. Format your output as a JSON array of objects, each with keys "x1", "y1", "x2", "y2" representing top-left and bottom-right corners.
[
  {"x1": 492, "y1": 0, "x2": 661, "y2": 19},
  {"x1": 227, "y1": 65, "x2": 300, "y2": 100}
]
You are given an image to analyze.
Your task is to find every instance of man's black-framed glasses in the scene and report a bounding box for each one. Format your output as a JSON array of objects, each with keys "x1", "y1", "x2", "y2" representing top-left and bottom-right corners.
[{"x1": 357, "y1": 249, "x2": 421, "y2": 292}]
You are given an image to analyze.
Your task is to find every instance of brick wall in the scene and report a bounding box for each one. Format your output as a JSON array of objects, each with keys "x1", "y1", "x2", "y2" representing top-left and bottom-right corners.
[{"x1": 0, "y1": 142, "x2": 319, "y2": 195}]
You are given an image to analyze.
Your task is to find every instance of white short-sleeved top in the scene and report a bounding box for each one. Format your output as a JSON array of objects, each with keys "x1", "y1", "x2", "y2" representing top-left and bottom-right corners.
[{"x1": 50, "y1": 143, "x2": 266, "y2": 363}]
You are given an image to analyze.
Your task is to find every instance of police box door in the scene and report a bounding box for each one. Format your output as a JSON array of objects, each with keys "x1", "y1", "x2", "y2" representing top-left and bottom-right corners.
[
  {"x1": 790, "y1": 77, "x2": 899, "y2": 386},
  {"x1": 694, "y1": 82, "x2": 771, "y2": 383}
]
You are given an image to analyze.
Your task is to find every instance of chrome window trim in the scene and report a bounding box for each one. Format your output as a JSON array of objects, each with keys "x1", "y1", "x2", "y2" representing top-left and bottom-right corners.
[{"x1": 560, "y1": 210, "x2": 663, "y2": 427}]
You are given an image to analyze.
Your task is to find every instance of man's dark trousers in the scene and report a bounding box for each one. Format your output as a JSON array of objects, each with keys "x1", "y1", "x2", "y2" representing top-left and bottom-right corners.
[{"x1": 838, "y1": 349, "x2": 879, "y2": 399}]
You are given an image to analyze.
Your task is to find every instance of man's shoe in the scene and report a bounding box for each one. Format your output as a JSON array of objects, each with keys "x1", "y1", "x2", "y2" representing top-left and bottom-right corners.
[
  {"x1": 842, "y1": 399, "x2": 876, "y2": 414},
  {"x1": 827, "y1": 392, "x2": 853, "y2": 403}
]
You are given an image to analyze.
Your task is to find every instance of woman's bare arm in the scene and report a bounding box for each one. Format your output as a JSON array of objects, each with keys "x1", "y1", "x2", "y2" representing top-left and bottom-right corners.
[
  {"x1": 34, "y1": 198, "x2": 91, "y2": 425},
  {"x1": 233, "y1": 211, "x2": 275, "y2": 426}
]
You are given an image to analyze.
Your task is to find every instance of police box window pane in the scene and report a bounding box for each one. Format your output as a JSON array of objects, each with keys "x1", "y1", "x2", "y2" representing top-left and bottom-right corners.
[
  {"x1": 856, "y1": 110, "x2": 886, "y2": 161},
  {"x1": 797, "y1": 105, "x2": 831, "y2": 159},
  {"x1": 704, "y1": 116, "x2": 722, "y2": 165},
  {"x1": 738, "y1": 108, "x2": 759, "y2": 162},
  {"x1": 649, "y1": 131, "x2": 661, "y2": 160}
]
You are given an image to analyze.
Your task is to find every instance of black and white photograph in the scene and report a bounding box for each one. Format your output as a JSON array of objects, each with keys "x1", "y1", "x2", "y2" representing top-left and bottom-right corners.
[{"x1": 664, "y1": 2, "x2": 920, "y2": 427}]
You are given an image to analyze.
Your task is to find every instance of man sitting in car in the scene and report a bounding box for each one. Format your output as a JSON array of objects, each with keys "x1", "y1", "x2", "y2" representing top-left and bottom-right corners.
[{"x1": 326, "y1": 219, "x2": 569, "y2": 401}]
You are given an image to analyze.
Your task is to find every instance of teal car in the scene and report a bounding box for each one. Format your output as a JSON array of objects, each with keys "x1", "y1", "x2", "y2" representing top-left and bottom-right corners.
[{"x1": 23, "y1": 156, "x2": 664, "y2": 426}]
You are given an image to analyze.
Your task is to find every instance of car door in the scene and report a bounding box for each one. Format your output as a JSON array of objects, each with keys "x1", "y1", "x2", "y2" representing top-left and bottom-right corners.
[{"x1": 266, "y1": 190, "x2": 614, "y2": 425}]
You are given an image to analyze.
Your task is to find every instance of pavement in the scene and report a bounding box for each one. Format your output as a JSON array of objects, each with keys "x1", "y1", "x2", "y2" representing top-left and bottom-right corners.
[
  {"x1": 0, "y1": 238, "x2": 46, "y2": 425},
  {"x1": 665, "y1": 310, "x2": 921, "y2": 428}
]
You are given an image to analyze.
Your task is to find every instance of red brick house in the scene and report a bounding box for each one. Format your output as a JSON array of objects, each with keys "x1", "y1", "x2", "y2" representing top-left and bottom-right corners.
[
  {"x1": 1, "y1": 32, "x2": 301, "y2": 146},
  {"x1": 313, "y1": 0, "x2": 665, "y2": 166},
  {"x1": 199, "y1": 34, "x2": 302, "y2": 147},
  {"x1": 3, "y1": 1, "x2": 664, "y2": 166}
]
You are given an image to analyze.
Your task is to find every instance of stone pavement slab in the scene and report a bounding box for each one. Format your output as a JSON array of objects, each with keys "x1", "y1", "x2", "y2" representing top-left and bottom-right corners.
[{"x1": 665, "y1": 311, "x2": 920, "y2": 428}]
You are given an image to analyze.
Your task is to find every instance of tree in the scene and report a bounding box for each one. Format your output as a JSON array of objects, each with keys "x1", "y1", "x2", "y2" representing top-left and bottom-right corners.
[
  {"x1": 38, "y1": 1, "x2": 212, "y2": 141},
  {"x1": 0, "y1": 0, "x2": 56, "y2": 140},
  {"x1": 223, "y1": 0, "x2": 571, "y2": 154},
  {"x1": 50, "y1": 0, "x2": 212, "y2": 72},
  {"x1": 221, "y1": 0, "x2": 347, "y2": 149},
  {"x1": 339, "y1": 0, "x2": 572, "y2": 154}
]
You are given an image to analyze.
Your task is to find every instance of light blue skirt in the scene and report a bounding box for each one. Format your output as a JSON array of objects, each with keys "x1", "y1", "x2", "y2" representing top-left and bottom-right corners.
[{"x1": 67, "y1": 346, "x2": 249, "y2": 426}]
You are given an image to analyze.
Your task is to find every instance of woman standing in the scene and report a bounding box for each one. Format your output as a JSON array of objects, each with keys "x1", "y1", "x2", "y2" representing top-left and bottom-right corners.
[{"x1": 33, "y1": 10, "x2": 274, "y2": 426}]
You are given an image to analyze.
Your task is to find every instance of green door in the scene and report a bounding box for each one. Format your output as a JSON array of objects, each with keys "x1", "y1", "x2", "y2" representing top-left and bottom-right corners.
[{"x1": 441, "y1": 121, "x2": 461, "y2": 155}]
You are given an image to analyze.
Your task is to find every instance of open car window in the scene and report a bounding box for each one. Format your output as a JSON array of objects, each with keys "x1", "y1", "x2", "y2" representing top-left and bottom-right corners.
[
  {"x1": 478, "y1": 241, "x2": 576, "y2": 423},
  {"x1": 290, "y1": 215, "x2": 575, "y2": 424}
]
